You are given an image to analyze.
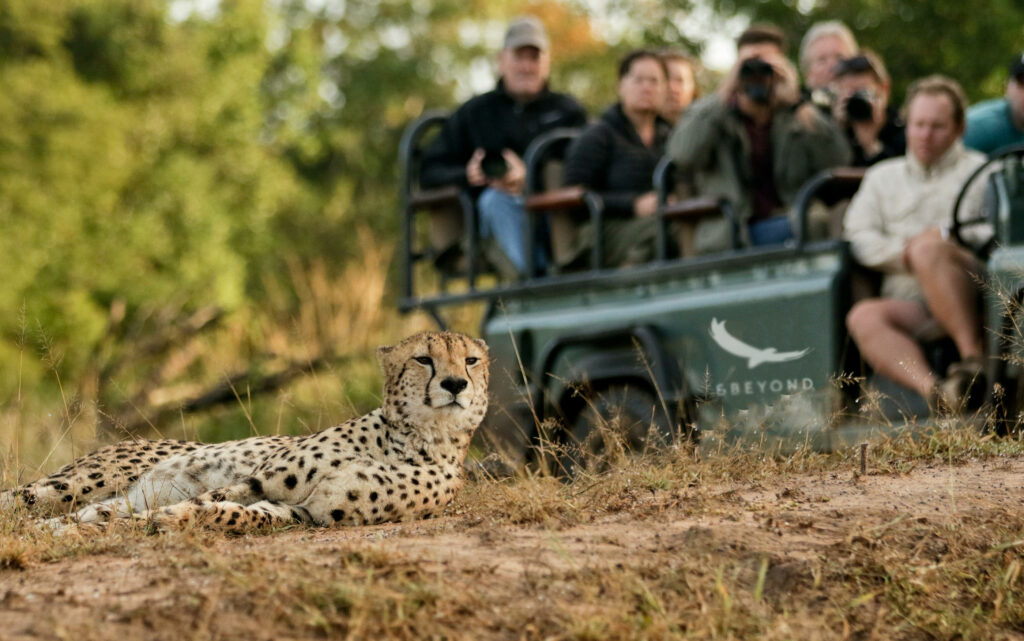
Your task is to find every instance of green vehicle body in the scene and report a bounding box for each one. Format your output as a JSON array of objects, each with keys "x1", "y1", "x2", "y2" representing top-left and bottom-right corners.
[{"x1": 481, "y1": 244, "x2": 851, "y2": 454}]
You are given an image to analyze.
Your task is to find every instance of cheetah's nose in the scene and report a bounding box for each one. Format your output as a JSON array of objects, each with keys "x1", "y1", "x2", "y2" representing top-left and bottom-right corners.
[{"x1": 440, "y1": 377, "x2": 468, "y2": 395}]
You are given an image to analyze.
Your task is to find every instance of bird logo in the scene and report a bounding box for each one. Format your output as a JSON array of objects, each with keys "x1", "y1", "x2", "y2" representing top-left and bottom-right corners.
[{"x1": 709, "y1": 318, "x2": 810, "y2": 369}]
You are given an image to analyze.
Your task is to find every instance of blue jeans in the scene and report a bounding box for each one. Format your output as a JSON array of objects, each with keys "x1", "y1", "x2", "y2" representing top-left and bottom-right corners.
[
  {"x1": 477, "y1": 188, "x2": 547, "y2": 275},
  {"x1": 748, "y1": 215, "x2": 794, "y2": 246}
]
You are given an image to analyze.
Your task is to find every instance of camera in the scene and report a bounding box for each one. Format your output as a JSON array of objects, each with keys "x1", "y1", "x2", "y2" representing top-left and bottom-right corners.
[
  {"x1": 809, "y1": 87, "x2": 835, "y2": 112},
  {"x1": 739, "y1": 57, "x2": 774, "y2": 79},
  {"x1": 738, "y1": 58, "x2": 774, "y2": 105},
  {"x1": 845, "y1": 90, "x2": 874, "y2": 123},
  {"x1": 480, "y1": 150, "x2": 508, "y2": 179}
]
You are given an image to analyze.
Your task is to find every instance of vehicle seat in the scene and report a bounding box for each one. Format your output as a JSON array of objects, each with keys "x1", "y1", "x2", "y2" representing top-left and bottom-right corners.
[
  {"x1": 793, "y1": 167, "x2": 867, "y2": 243},
  {"x1": 653, "y1": 157, "x2": 738, "y2": 258},
  {"x1": 398, "y1": 111, "x2": 493, "y2": 300},
  {"x1": 520, "y1": 128, "x2": 590, "y2": 272}
]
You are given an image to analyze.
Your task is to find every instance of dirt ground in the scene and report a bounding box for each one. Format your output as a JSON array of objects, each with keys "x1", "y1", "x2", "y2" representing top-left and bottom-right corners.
[{"x1": 1, "y1": 455, "x2": 1022, "y2": 640}]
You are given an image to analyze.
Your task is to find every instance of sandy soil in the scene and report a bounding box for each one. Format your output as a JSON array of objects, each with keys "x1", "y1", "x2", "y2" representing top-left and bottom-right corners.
[{"x1": 1, "y1": 457, "x2": 1022, "y2": 640}]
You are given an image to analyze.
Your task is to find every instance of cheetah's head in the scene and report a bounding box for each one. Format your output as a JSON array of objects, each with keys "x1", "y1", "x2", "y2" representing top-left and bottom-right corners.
[{"x1": 377, "y1": 331, "x2": 489, "y2": 434}]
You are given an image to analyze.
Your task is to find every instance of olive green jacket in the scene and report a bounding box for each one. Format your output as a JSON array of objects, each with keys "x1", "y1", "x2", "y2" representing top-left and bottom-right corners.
[{"x1": 668, "y1": 95, "x2": 851, "y2": 252}]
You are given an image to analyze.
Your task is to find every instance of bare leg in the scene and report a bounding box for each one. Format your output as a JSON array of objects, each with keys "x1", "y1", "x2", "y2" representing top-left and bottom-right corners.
[
  {"x1": 847, "y1": 298, "x2": 938, "y2": 397},
  {"x1": 905, "y1": 236, "x2": 984, "y2": 359}
]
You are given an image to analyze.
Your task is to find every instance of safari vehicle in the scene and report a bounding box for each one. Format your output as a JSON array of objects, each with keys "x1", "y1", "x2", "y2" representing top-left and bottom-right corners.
[{"x1": 398, "y1": 112, "x2": 1024, "y2": 463}]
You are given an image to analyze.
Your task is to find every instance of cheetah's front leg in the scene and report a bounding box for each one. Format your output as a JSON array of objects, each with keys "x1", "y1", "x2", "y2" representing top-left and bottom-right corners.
[
  {"x1": 148, "y1": 499, "x2": 314, "y2": 533},
  {"x1": 142, "y1": 478, "x2": 307, "y2": 533}
]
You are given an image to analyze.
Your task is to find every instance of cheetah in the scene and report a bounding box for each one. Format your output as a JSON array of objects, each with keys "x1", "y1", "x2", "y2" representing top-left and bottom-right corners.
[{"x1": 1, "y1": 331, "x2": 489, "y2": 533}]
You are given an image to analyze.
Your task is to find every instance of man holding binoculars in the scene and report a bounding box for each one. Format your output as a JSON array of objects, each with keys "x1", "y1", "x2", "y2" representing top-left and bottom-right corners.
[{"x1": 668, "y1": 24, "x2": 849, "y2": 251}]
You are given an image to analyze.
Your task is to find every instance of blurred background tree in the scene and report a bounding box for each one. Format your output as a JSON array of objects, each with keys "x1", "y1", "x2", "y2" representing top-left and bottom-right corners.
[
  {"x1": 707, "y1": 0, "x2": 1024, "y2": 100},
  {"x1": 0, "y1": 0, "x2": 1019, "y2": 458}
]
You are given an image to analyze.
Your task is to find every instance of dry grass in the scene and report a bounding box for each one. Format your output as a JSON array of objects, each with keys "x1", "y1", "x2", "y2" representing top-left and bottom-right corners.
[{"x1": 1, "y1": 416, "x2": 1023, "y2": 640}]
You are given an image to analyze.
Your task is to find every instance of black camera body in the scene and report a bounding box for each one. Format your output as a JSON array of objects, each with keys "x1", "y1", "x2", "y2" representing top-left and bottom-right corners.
[
  {"x1": 845, "y1": 90, "x2": 874, "y2": 123},
  {"x1": 738, "y1": 58, "x2": 774, "y2": 105},
  {"x1": 480, "y1": 150, "x2": 508, "y2": 179},
  {"x1": 810, "y1": 87, "x2": 835, "y2": 111}
]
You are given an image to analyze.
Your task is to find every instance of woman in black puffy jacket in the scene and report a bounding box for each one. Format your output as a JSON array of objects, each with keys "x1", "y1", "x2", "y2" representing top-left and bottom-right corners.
[{"x1": 561, "y1": 49, "x2": 671, "y2": 269}]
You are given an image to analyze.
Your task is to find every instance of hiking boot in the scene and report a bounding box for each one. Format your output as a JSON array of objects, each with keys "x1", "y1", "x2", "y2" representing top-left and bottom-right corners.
[{"x1": 929, "y1": 356, "x2": 987, "y2": 415}]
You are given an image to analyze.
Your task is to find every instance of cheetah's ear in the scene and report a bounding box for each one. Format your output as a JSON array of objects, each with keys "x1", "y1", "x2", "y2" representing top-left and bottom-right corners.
[{"x1": 376, "y1": 344, "x2": 396, "y2": 370}]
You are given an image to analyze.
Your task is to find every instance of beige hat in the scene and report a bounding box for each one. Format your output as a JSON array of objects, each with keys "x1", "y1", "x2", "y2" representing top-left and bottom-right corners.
[{"x1": 503, "y1": 16, "x2": 549, "y2": 51}]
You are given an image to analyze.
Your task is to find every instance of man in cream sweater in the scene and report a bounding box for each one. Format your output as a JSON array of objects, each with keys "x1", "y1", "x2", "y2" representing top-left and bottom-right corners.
[{"x1": 844, "y1": 75, "x2": 988, "y2": 412}]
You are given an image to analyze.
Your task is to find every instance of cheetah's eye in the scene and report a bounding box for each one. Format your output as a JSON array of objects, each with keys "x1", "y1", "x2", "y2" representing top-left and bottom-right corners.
[
  {"x1": 414, "y1": 356, "x2": 433, "y2": 366},
  {"x1": 465, "y1": 357, "x2": 479, "y2": 366}
]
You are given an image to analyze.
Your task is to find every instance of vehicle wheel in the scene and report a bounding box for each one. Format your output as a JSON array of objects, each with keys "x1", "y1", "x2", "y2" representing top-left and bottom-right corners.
[{"x1": 559, "y1": 384, "x2": 678, "y2": 477}]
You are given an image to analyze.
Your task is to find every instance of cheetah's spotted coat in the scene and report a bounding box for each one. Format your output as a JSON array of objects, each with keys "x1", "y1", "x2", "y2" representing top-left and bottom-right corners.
[{"x1": 2, "y1": 331, "x2": 489, "y2": 533}]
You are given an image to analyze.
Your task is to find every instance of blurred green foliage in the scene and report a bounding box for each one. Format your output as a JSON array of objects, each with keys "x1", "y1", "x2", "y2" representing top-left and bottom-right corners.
[
  {"x1": 709, "y1": 0, "x2": 1024, "y2": 101},
  {"x1": 0, "y1": 0, "x2": 1016, "y2": 439},
  {"x1": 0, "y1": 0, "x2": 309, "y2": 391}
]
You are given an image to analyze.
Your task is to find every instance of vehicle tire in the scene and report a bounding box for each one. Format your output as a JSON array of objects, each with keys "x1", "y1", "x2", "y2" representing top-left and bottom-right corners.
[{"x1": 559, "y1": 384, "x2": 677, "y2": 477}]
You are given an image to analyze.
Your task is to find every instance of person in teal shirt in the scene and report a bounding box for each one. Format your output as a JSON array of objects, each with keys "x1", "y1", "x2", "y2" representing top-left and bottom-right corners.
[{"x1": 964, "y1": 53, "x2": 1024, "y2": 154}]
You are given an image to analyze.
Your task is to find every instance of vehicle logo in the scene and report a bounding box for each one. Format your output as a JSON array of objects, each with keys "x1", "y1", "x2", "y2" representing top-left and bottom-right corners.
[{"x1": 709, "y1": 318, "x2": 810, "y2": 369}]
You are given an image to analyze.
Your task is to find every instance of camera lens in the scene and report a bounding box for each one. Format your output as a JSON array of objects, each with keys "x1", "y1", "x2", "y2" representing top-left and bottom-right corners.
[
  {"x1": 845, "y1": 91, "x2": 874, "y2": 123},
  {"x1": 743, "y1": 84, "x2": 772, "y2": 105},
  {"x1": 739, "y1": 58, "x2": 774, "y2": 105},
  {"x1": 480, "y1": 151, "x2": 508, "y2": 179}
]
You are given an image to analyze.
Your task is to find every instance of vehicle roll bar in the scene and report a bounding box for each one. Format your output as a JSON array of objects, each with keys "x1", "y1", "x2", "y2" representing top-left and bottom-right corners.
[
  {"x1": 399, "y1": 110, "x2": 482, "y2": 303},
  {"x1": 791, "y1": 166, "x2": 866, "y2": 247},
  {"x1": 521, "y1": 128, "x2": 607, "y2": 273},
  {"x1": 522, "y1": 127, "x2": 582, "y2": 195},
  {"x1": 653, "y1": 156, "x2": 739, "y2": 260}
]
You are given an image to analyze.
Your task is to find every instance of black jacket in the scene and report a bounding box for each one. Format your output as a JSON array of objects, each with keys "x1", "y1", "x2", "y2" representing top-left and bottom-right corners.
[
  {"x1": 419, "y1": 81, "x2": 587, "y2": 190},
  {"x1": 564, "y1": 103, "x2": 672, "y2": 217},
  {"x1": 848, "y1": 106, "x2": 906, "y2": 167}
]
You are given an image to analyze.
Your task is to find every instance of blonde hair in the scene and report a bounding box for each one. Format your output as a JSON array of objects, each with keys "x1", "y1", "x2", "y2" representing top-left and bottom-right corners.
[
  {"x1": 903, "y1": 75, "x2": 968, "y2": 127},
  {"x1": 799, "y1": 21, "x2": 858, "y2": 71}
]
